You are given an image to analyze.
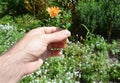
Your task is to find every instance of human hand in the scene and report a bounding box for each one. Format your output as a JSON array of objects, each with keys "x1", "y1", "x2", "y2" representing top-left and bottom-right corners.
[
  {"x1": 16, "y1": 27, "x2": 71, "y2": 74},
  {"x1": 0, "y1": 27, "x2": 70, "y2": 83}
]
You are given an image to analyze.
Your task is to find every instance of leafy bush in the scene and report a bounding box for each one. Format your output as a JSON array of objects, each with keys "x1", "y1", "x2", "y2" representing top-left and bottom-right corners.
[
  {"x1": 13, "y1": 15, "x2": 42, "y2": 31},
  {"x1": 0, "y1": 23, "x2": 119, "y2": 82},
  {"x1": 109, "y1": 63, "x2": 120, "y2": 81},
  {"x1": 0, "y1": 1, "x2": 120, "y2": 82},
  {"x1": 1, "y1": 0, "x2": 120, "y2": 39},
  {"x1": 43, "y1": 9, "x2": 72, "y2": 29},
  {"x1": 0, "y1": 0, "x2": 27, "y2": 18},
  {"x1": 77, "y1": 0, "x2": 120, "y2": 39},
  {"x1": 0, "y1": 0, "x2": 7, "y2": 12},
  {"x1": 24, "y1": 0, "x2": 48, "y2": 19},
  {"x1": 19, "y1": 55, "x2": 80, "y2": 83},
  {"x1": 19, "y1": 33, "x2": 120, "y2": 83},
  {"x1": 81, "y1": 34, "x2": 110, "y2": 82},
  {"x1": 0, "y1": 15, "x2": 41, "y2": 31},
  {"x1": 0, "y1": 23, "x2": 24, "y2": 53}
]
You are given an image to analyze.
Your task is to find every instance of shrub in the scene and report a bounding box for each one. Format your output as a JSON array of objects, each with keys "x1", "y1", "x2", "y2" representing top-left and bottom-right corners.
[
  {"x1": 44, "y1": 9, "x2": 72, "y2": 29},
  {"x1": 19, "y1": 55, "x2": 80, "y2": 83},
  {"x1": 0, "y1": 23, "x2": 24, "y2": 53},
  {"x1": 81, "y1": 34, "x2": 110, "y2": 82},
  {"x1": 77, "y1": 0, "x2": 120, "y2": 39},
  {"x1": 19, "y1": 34, "x2": 120, "y2": 82},
  {"x1": 1, "y1": 0, "x2": 120, "y2": 39},
  {"x1": 24, "y1": 0, "x2": 48, "y2": 19},
  {"x1": 0, "y1": 0, "x2": 27, "y2": 19},
  {"x1": 0, "y1": 24, "x2": 119, "y2": 82},
  {"x1": 109, "y1": 63, "x2": 120, "y2": 81},
  {"x1": 0, "y1": 1, "x2": 120, "y2": 82},
  {"x1": 0, "y1": 15, "x2": 41, "y2": 31}
]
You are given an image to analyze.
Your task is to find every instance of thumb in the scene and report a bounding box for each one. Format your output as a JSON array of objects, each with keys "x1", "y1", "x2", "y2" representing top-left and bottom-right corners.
[{"x1": 44, "y1": 30, "x2": 71, "y2": 43}]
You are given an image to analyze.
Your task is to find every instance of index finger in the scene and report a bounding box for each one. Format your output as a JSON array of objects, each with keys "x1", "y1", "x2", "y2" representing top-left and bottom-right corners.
[{"x1": 43, "y1": 27, "x2": 62, "y2": 34}]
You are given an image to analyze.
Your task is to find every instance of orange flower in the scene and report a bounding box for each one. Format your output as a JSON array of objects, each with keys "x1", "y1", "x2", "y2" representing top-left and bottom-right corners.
[{"x1": 47, "y1": 6, "x2": 61, "y2": 18}]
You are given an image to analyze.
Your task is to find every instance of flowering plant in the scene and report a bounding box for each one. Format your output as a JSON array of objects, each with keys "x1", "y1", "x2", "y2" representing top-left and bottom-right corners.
[{"x1": 46, "y1": 6, "x2": 72, "y2": 29}]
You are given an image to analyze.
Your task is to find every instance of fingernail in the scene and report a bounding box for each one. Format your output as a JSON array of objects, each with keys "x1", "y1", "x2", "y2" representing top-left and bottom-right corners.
[{"x1": 64, "y1": 30, "x2": 71, "y2": 36}]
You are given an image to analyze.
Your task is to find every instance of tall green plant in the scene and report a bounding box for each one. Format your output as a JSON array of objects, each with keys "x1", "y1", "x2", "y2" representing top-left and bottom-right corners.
[{"x1": 77, "y1": 0, "x2": 120, "y2": 39}]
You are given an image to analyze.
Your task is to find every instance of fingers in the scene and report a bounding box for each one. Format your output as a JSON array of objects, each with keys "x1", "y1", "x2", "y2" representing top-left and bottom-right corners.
[
  {"x1": 44, "y1": 29, "x2": 71, "y2": 43},
  {"x1": 50, "y1": 50, "x2": 63, "y2": 57},
  {"x1": 48, "y1": 40, "x2": 66, "y2": 48},
  {"x1": 27, "y1": 27, "x2": 70, "y2": 44},
  {"x1": 43, "y1": 27, "x2": 62, "y2": 34},
  {"x1": 47, "y1": 40, "x2": 67, "y2": 57},
  {"x1": 31, "y1": 27, "x2": 62, "y2": 34},
  {"x1": 25, "y1": 59, "x2": 44, "y2": 74}
]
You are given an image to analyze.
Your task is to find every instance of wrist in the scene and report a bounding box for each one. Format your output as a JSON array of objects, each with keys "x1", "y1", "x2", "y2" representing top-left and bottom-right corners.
[{"x1": 0, "y1": 53, "x2": 24, "y2": 83}]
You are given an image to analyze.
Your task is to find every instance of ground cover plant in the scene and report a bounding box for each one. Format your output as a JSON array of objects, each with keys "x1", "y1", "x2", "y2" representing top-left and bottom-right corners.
[{"x1": 0, "y1": 0, "x2": 120, "y2": 83}]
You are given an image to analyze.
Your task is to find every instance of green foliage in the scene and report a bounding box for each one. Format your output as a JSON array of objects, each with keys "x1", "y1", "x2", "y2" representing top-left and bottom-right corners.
[
  {"x1": 0, "y1": 0, "x2": 7, "y2": 12},
  {"x1": 66, "y1": 35, "x2": 110, "y2": 82},
  {"x1": 5, "y1": 0, "x2": 27, "y2": 16},
  {"x1": 19, "y1": 34, "x2": 120, "y2": 82},
  {"x1": 0, "y1": 0, "x2": 120, "y2": 38},
  {"x1": 19, "y1": 56, "x2": 80, "y2": 83},
  {"x1": 13, "y1": 15, "x2": 42, "y2": 31},
  {"x1": 44, "y1": 10, "x2": 72, "y2": 29},
  {"x1": 66, "y1": 34, "x2": 120, "y2": 82},
  {"x1": 0, "y1": 1, "x2": 120, "y2": 82},
  {"x1": 82, "y1": 34, "x2": 110, "y2": 82},
  {"x1": 110, "y1": 63, "x2": 120, "y2": 81},
  {"x1": 47, "y1": 0, "x2": 71, "y2": 9},
  {"x1": 0, "y1": 16, "x2": 15, "y2": 24},
  {"x1": 77, "y1": 0, "x2": 120, "y2": 38},
  {"x1": 23, "y1": 0, "x2": 48, "y2": 20},
  {"x1": 0, "y1": 23, "x2": 25, "y2": 53},
  {"x1": 0, "y1": 15, "x2": 41, "y2": 31}
]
